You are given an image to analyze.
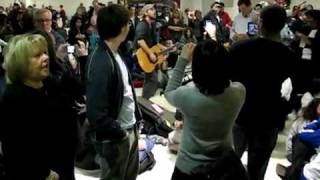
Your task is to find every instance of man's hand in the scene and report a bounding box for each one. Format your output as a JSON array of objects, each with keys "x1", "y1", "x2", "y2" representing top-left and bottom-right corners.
[
  {"x1": 296, "y1": 32, "x2": 311, "y2": 45},
  {"x1": 56, "y1": 43, "x2": 68, "y2": 61},
  {"x1": 232, "y1": 33, "x2": 249, "y2": 42},
  {"x1": 180, "y1": 43, "x2": 196, "y2": 63},
  {"x1": 57, "y1": 18, "x2": 63, "y2": 28},
  {"x1": 149, "y1": 52, "x2": 157, "y2": 63},
  {"x1": 174, "y1": 120, "x2": 183, "y2": 129}
]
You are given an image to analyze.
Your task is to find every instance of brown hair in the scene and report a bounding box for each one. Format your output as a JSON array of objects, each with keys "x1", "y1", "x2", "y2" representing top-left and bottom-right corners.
[
  {"x1": 237, "y1": 0, "x2": 251, "y2": 7},
  {"x1": 303, "y1": 98, "x2": 320, "y2": 121}
]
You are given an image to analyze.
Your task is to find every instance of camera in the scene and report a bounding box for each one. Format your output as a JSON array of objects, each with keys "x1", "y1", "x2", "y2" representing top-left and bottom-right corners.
[{"x1": 67, "y1": 45, "x2": 75, "y2": 54}]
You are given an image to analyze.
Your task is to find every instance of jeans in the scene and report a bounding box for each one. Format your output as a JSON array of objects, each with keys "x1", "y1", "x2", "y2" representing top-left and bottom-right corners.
[{"x1": 94, "y1": 127, "x2": 139, "y2": 180}]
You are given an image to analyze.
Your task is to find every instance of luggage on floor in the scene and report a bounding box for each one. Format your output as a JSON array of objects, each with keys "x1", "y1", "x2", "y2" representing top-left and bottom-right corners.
[{"x1": 137, "y1": 97, "x2": 174, "y2": 138}]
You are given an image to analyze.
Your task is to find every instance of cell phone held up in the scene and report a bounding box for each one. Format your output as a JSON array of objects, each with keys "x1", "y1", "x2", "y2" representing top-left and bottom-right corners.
[
  {"x1": 247, "y1": 22, "x2": 257, "y2": 36},
  {"x1": 204, "y1": 20, "x2": 216, "y2": 40}
]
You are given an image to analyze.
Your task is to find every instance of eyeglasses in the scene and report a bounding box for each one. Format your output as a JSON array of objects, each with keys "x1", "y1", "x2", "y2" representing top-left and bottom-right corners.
[{"x1": 37, "y1": 18, "x2": 52, "y2": 23}]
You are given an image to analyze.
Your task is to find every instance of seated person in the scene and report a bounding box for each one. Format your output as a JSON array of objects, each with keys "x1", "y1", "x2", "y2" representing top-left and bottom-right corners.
[
  {"x1": 286, "y1": 96, "x2": 319, "y2": 161},
  {"x1": 277, "y1": 98, "x2": 320, "y2": 180}
]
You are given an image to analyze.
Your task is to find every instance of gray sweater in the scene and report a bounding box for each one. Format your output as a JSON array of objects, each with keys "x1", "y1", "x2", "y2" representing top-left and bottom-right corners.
[{"x1": 164, "y1": 57, "x2": 246, "y2": 174}]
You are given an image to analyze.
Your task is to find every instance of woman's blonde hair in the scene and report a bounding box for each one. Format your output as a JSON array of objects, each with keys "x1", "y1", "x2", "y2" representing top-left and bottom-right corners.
[{"x1": 4, "y1": 34, "x2": 48, "y2": 83}]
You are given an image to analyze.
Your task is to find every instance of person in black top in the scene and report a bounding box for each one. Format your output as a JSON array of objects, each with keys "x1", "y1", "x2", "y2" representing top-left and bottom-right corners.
[
  {"x1": 200, "y1": 2, "x2": 228, "y2": 44},
  {"x1": 229, "y1": 5, "x2": 298, "y2": 180},
  {"x1": 1, "y1": 34, "x2": 80, "y2": 180},
  {"x1": 294, "y1": 10, "x2": 320, "y2": 95},
  {"x1": 168, "y1": 9, "x2": 185, "y2": 43},
  {"x1": 68, "y1": 15, "x2": 87, "y2": 45},
  {"x1": 119, "y1": 5, "x2": 139, "y2": 75},
  {"x1": 86, "y1": 4, "x2": 141, "y2": 180},
  {"x1": 134, "y1": 4, "x2": 167, "y2": 99}
]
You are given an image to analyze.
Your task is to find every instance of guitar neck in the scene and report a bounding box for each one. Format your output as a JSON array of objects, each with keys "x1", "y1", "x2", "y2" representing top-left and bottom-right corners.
[{"x1": 156, "y1": 44, "x2": 181, "y2": 56}]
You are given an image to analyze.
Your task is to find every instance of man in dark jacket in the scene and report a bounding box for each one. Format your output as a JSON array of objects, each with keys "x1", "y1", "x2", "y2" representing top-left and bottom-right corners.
[
  {"x1": 86, "y1": 4, "x2": 141, "y2": 180},
  {"x1": 230, "y1": 5, "x2": 298, "y2": 180},
  {"x1": 200, "y1": 2, "x2": 228, "y2": 44}
]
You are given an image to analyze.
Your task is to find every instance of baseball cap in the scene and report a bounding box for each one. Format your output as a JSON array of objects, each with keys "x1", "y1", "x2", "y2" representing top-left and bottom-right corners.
[{"x1": 140, "y1": 4, "x2": 154, "y2": 16}]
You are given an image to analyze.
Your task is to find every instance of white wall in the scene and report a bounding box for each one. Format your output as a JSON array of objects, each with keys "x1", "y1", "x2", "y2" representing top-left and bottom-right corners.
[
  {"x1": 201, "y1": 0, "x2": 214, "y2": 15},
  {"x1": 181, "y1": 0, "x2": 320, "y2": 21},
  {"x1": 2, "y1": 0, "x2": 319, "y2": 19},
  {"x1": 1, "y1": 0, "x2": 26, "y2": 8},
  {"x1": 34, "y1": 0, "x2": 117, "y2": 18},
  {"x1": 180, "y1": 0, "x2": 203, "y2": 12},
  {"x1": 290, "y1": 0, "x2": 320, "y2": 9},
  {"x1": 0, "y1": 0, "x2": 117, "y2": 17},
  {"x1": 180, "y1": 0, "x2": 237, "y2": 18},
  {"x1": 180, "y1": 0, "x2": 257, "y2": 19}
]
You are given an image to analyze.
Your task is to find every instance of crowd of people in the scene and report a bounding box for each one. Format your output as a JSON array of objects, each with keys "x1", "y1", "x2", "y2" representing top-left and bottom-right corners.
[{"x1": 0, "y1": 0, "x2": 319, "y2": 180}]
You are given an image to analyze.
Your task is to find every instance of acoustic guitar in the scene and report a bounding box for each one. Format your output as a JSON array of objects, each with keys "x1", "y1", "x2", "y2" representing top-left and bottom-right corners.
[{"x1": 136, "y1": 43, "x2": 180, "y2": 73}]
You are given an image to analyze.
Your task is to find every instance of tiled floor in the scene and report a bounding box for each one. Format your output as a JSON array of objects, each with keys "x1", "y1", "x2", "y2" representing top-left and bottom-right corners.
[{"x1": 75, "y1": 89, "x2": 294, "y2": 180}]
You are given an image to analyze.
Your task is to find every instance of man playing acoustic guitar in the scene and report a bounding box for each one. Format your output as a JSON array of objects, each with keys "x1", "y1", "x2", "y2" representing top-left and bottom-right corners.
[{"x1": 134, "y1": 4, "x2": 168, "y2": 99}]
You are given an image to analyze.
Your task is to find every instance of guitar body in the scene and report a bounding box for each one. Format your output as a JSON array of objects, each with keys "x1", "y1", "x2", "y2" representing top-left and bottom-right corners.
[{"x1": 136, "y1": 44, "x2": 167, "y2": 73}]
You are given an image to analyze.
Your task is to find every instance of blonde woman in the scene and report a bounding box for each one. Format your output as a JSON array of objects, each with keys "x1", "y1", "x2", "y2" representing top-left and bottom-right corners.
[{"x1": 1, "y1": 34, "x2": 76, "y2": 179}]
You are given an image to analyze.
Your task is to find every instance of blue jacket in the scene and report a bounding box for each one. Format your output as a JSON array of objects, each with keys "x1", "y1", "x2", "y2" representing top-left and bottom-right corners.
[{"x1": 299, "y1": 118, "x2": 320, "y2": 149}]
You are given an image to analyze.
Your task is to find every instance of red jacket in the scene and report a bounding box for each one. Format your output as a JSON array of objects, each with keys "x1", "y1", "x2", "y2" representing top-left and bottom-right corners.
[{"x1": 220, "y1": 11, "x2": 232, "y2": 29}]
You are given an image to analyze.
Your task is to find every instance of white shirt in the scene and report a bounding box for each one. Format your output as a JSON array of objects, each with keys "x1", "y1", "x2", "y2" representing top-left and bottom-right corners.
[
  {"x1": 230, "y1": 11, "x2": 256, "y2": 39},
  {"x1": 113, "y1": 51, "x2": 136, "y2": 129},
  {"x1": 303, "y1": 153, "x2": 320, "y2": 180},
  {"x1": 130, "y1": 17, "x2": 135, "y2": 26}
]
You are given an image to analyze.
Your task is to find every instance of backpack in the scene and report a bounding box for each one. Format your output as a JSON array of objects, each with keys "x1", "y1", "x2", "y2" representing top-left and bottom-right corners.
[
  {"x1": 138, "y1": 137, "x2": 156, "y2": 174},
  {"x1": 138, "y1": 151, "x2": 156, "y2": 174},
  {"x1": 137, "y1": 97, "x2": 174, "y2": 138}
]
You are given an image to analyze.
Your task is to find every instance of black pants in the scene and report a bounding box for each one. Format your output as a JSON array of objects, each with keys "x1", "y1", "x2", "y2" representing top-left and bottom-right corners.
[
  {"x1": 284, "y1": 135, "x2": 315, "y2": 180},
  {"x1": 171, "y1": 167, "x2": 207, "y2": 180},
  {"x1": 142, "y1": 70, "x2": 159, "y2": 100},
  {"x1": 50, "y1": 146, "x2": 76, "y2": 180},
  {"x1": 171, "y1": 149, "x2": 248, "y2": 180},
  {"x1": 233, "y1": 124, "x2": 279, "y2": 180}
]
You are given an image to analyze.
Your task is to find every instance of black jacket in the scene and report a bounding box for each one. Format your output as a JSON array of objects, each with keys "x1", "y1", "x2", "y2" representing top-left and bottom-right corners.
[
  {"x1": 134, "y1": 20, "x2": 157, "y2": 50},
  {"x1": 0, "y1": 76, "x2": 79, "y2": 179},
  {"x1": 230, "y1": 38, "x2": 298, "y2": 129},
  {"x1": 86, "y1": 40, "x2": 141, "y2": 141},
  {"x1": 201, "y1": 10, "x2": 228, "y2": 43}
]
